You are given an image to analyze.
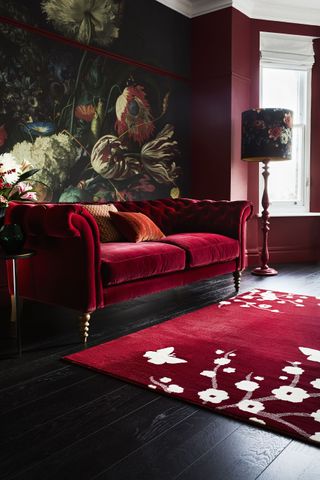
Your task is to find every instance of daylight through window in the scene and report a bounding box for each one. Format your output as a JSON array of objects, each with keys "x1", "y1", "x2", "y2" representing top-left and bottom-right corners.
[{"x1": 260, "y1": 32, "x2": 315, "y2": 213}]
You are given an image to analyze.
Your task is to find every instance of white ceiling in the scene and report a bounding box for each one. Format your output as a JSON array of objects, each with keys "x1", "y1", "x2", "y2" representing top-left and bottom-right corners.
[{"x1": 156, "y1": 0, "x2": 320, "y2": 26}]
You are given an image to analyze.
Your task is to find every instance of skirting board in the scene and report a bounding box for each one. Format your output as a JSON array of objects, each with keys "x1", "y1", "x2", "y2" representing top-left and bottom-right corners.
[{"x1": 247, "y1": 246, "x2": 320, "y2": 266}]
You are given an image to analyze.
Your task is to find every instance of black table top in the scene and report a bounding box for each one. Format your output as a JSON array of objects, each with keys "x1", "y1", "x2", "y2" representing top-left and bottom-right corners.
[{"x1": 0, "y1": 249, "x2": 35, "y2": 260}]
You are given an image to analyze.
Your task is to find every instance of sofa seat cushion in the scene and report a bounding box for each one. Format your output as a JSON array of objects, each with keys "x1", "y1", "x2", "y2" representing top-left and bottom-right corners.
[
  {"x1": 160, "y1": 233, "x2": 240, "y2": 268},
  {"x1": 101, "y1": 242, "x2": 186, "y2": 286}
]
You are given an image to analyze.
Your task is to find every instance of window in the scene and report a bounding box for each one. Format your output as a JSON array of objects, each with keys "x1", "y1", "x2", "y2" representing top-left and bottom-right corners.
[{"x1": 260, "y1": 32, "x2": 315, "y2": 214}]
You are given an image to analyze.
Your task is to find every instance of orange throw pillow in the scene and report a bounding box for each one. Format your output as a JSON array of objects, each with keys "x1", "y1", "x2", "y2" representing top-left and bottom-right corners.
[
  {"x1": 109, "y1": 211, "x2": 165, "y2": 242},
  {"x1": 84, "y1": 204, "x2": 122, "y2": 242}
]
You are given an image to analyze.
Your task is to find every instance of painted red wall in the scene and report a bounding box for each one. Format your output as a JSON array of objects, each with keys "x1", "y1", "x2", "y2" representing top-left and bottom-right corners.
[
  {"x1": 191, "y1": 8, "x2": 232, "y2": 199},
  {"x1": 191, "y1": 8, "x2": 255, "y2": 201},
  {"x1": 192, "y1": 8, "x2": 320, "y2": 265},
  {"x1": 230, "y1": 9, "x2": 251, "y2": 200}
]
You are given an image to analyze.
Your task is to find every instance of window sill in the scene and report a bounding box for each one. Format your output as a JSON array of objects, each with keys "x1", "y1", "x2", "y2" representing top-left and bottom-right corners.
[{"x1": 257, "y1": 212, "x2": 320, "y2": 218}]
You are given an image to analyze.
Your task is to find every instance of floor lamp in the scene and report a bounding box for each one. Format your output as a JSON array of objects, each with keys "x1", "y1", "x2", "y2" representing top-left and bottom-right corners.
[{"x1": 241, "y1": 108, "x2": 293, "y2": 276}]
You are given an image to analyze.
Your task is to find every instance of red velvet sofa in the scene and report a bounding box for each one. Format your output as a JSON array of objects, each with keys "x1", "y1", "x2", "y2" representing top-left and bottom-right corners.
[{"x1": 6, "y1": 198, "x2": 252, "y2": 342}]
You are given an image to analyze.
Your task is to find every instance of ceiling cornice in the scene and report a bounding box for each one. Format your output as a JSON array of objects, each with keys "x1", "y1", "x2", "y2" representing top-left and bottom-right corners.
[
  {"x1": 156, "y1": 0, "x2": 320, "y2": 26},
  {"x1": 232, "y1": 0, "x2": 254, "y2": 18},
  {"x1": 242, "y1": 0, "x2": 320, "y2": 27},
  {"x1": 189, "y1": 0, "x2": 232, "y2": 18},
  {"x1": 155, "y1": 0, "x2": 193, "y2": 17}
]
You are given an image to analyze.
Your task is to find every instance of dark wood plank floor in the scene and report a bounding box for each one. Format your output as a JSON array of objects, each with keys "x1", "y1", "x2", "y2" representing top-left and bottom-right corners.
[{"x1": 1, "y1": 263, "x2": 320, "y2": 480}]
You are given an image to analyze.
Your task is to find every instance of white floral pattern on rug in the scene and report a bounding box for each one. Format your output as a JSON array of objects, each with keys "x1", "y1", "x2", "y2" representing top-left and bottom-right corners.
[
  {"x1": 148, "y1": 376, "x2": 184, "y2": 394},
  {"x1": 211, "y1": 350, "x2": 320, "y2": 444},
  {"x1": 143, "y1": 343, "x2": 320, "y2": 444},
  {"x1": 271, "y1": 386, "x2": 310, "y2": 403},
  {"x1": 198, "y1": 388, "x2": 229, "y2": 404},
  {"x1": 235, "y1": 380, "x2": 260, "y2": 392},
  {"x1": 311, "y1": 379, "x2": 320, "y2": 389},
  {"x1": 218, "y1": 289, "x2": 315, "y2": 314},
  {"x1": 142, "y1": 290, "x2": 320, "y2": 445},
  {"x1": 143, "y1": 347, "x2": 187, "y2": 365},
  {"x1": 238, "y1": 399, "x2": 265, "y2": 414},
  {"x1": 299, "y1": 347, "x2": 320, "y2": 363},
  {"x1": 311, "y1": 410, "x2": 320, "y2": 423},
  {"x1": 250, "y1": 417, "x2": 266, "y2": 425},
  {"x1": 310, "y1": 433, "x2": 320, "y2": 443}
]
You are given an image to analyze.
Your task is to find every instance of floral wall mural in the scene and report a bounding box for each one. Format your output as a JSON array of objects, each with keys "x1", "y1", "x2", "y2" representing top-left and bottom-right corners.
[
  {"x1": 0, "y1": 0, "x2": 190, "y2": 202},
  {"x1": 41, "y1": 0, "x2": 121, "y2": 47}
]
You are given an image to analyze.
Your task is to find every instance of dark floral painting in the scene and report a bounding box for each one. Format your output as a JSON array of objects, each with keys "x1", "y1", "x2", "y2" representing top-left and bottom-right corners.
[{"x1": 0, "y1": 0, "x2": 189, "y2": 202}]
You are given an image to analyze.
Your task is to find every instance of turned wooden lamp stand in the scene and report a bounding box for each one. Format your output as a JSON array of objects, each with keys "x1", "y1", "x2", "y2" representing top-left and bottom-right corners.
[
  {"x1": 252, "y1": 160, "x2": 278, "y2": 276},
  {"x1": 241, "y1": 108, "x2": 293, "y2": 277}
]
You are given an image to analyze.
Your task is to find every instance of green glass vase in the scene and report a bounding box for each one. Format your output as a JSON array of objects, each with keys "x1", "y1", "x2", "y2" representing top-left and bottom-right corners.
[
  {"x1": 0, "y1": 223, "x2": 25, "y2": 254},
  {"x1": 0, "y1": 206, "x2": 7, "y2": 227}
]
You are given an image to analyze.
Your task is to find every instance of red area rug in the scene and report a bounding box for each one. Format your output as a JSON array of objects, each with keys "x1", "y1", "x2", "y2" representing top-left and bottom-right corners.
[{"x1": 65, "y1": 289, "x2": 320, "y2": 446}]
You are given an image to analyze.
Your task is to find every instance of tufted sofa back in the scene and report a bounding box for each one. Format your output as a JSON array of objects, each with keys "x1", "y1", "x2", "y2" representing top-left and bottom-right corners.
[
  {"x1": 113, "y1": 198, "x2": 252, "y2": 239},
  {"x1": 6, "y1": 198, "x2": 252, "y2": 241}
]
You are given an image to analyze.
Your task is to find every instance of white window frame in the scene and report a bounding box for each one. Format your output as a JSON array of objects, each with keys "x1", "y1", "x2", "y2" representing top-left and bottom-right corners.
[{"x1": 259, "y1": 34, "x2": 314, "y2": 215}]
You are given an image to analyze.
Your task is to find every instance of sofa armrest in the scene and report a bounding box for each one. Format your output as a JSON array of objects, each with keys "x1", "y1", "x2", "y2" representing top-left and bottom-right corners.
[
  {"x1": 5, "y1": 202, "x2": 103, "y2": 312},
  {"x1": 225, "y1": 201, "x2": 253, "y2": 270},
  {"x1": 173, "y1": 200, "x2": 251, "y2": 236},
  {"x1": 175, "y1": 200, "x2": 253, "y2": 270}
]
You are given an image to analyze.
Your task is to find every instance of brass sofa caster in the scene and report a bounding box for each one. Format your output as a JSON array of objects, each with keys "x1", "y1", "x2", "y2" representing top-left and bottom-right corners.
[{"x1": 79, "y1": 313, "x2": 91, "y2": 345}]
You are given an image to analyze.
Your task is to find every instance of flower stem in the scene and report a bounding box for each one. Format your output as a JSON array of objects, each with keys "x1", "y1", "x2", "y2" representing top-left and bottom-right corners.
[
  {"x1": 18, "y1": 123, "x2": 34, "y2": 143},
  {"x1": 70, "y1": 49, "x2": 88, "y2": 134},
  {"x1": 104, "y1": 84, "x2": 122, "y2": 120},
  {"x1": 58, "y1": 103, "x2": 73, "y2": 127},
  {"x1": 60, "y1": 129, "x2": 90, "y2": 156}
]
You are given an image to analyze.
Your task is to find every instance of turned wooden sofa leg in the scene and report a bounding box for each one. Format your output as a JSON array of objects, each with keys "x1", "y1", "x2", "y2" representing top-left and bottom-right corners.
[
  {"x1": 79, "y1": 313, "x2": 91, "y2": 345},
  {"x1": 233, "y1": 271, "x2": 241, "y2": 293},
  {"x1": 10, "y1": 294, "x2": 17, "y2": 337}
]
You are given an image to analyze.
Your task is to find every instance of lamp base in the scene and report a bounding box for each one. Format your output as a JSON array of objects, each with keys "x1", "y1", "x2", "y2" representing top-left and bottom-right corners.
[{"x1": 251, "y1": 266, "x2": 278, "y2": 276}]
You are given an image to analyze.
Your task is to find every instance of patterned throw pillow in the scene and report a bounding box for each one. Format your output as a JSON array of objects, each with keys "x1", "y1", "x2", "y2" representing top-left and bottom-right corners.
[
  {"x1": 109, "y1": 211, "x2": 165, "y2": 242},
  {"x1": 83, "y1": 204, "x2": 122, "y2": 242}
]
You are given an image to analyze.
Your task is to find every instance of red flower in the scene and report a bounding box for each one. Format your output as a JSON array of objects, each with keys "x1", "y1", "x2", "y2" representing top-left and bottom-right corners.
[
  {"x1": 75, "y1": 104, "x2": 95, "y2": 122},
  {"x1": 115, "y1": 85, "x2": 155, "y2": 145},
  {"x1": 254, "y1": 120, "x2": 265, "y2": 129},
  {"x1": 0, "y1": 124, "x2": 8, "y2": 147},
  {"x1": 268, "y1": 127, "x2": 282, "y2": 141},
  {"x1": 284, "y1": 113, "x2": 293, "y2": 128}
]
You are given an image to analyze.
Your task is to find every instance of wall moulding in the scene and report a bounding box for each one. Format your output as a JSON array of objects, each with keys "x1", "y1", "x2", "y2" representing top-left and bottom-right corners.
[
  {"x1": 157, "y1": 0, "x2": 320, "y2": 26},
  {"x1": 0, "y1": 15, "x2": 189, "y2": 82}
]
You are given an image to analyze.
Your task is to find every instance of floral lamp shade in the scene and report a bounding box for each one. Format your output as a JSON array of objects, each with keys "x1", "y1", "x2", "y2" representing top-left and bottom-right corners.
[{"x1": 241, "y1": 108, "x2": 293, "y2": 162}]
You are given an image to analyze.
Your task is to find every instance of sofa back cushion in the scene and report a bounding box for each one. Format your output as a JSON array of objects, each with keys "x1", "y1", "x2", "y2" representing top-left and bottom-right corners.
[
  {"x1": 109, "y1": 211, "x2": 165, "y2": 242},
  {"x1": 83, "y1": 204, "x2": 122, "y2": 242},
  {"x1": 113, "y1": 198, "x2": 192, "y2": 234},
  {"x1": 113, "y1": 198, "x2": 249, "y2": 238}
]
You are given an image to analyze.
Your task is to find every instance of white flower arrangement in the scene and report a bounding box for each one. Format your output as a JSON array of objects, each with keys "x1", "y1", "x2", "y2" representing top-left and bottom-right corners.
[
  {"x1": 11, "y1": 133, "x2": 78, "y2": 194},
  {"x1": 0, "y1": 153, "x2": 38, "y2": 207}
]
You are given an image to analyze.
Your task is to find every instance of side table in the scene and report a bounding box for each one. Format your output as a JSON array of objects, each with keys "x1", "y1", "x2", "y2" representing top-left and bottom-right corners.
[{"x1": 1, "y1": 250, "x2": 35, "y2": 356}]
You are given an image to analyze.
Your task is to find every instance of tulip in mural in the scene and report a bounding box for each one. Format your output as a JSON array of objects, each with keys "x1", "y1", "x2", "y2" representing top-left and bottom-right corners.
[{"x1": 0, "y1": 0, "x2": 184, "y2": 202}]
